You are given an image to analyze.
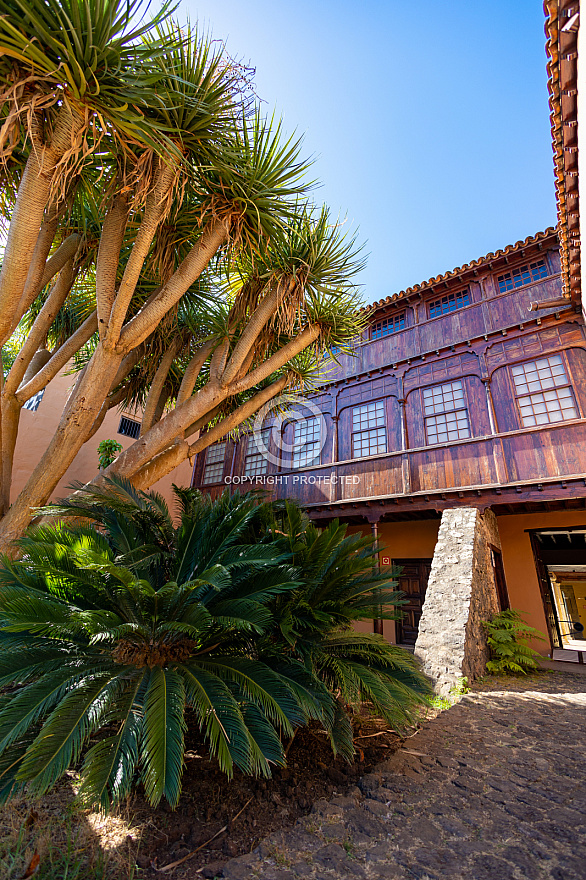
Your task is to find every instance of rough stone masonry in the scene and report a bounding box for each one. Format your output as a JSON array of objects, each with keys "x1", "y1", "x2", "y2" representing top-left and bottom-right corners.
[{"x1": 414, "y1": 507, "x2": 501, "y2": 695}]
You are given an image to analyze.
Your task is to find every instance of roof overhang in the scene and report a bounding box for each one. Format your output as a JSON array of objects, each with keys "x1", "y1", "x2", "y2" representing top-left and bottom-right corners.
[{"x1": 545, "y1": 0, "x2": 583, "y2": 310}]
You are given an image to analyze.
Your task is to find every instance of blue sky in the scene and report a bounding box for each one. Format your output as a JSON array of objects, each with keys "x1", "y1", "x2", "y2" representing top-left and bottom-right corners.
[{"x1": 184, "y1": 0, "x2": 555, "y2": 305}]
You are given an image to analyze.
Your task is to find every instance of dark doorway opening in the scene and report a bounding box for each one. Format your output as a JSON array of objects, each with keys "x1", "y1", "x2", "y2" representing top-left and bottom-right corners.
[
  {"x1": 529, "y1": 527, "x2": 586, "y2": 656},
  {"x1": 393, "y1": 558, "x2": 432, "y2": 647},
  {"x1": 490, "y1": 545, "x2": 510, "y2": 611}
]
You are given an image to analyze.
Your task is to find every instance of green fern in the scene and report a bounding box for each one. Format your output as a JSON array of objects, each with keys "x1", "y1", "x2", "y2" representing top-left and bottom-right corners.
[{"x1": 482, "y1": 609, "x2": 545, "y2": 675}]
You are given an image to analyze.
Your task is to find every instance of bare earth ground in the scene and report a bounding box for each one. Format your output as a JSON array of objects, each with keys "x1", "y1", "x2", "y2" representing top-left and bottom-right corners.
[
  {"x1": 1, "y1": 669, "x2": 584, "y2": 879},
  {"x1": 222, "y1": 669, "x2": 586, "y2": 880}
]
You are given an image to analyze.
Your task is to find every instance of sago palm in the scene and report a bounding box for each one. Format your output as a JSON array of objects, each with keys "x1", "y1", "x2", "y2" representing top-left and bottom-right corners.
[
  {"x1": 261, "y1": 502, "x2": 434, "y2": 756},
  {"x1": 0, "y1": 484, "x2": 326, "y2": 812}
]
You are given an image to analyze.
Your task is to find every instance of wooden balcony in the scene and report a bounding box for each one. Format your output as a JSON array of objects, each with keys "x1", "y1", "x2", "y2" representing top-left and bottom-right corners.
[{"x1": 268, "y1": 419, "x2": 586, "y2": 506}]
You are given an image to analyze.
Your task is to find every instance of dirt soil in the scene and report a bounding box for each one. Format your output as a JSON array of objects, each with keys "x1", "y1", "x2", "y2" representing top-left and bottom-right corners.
[{"x1": 132, "y1": 713, "x2": 407, "y2": 878}]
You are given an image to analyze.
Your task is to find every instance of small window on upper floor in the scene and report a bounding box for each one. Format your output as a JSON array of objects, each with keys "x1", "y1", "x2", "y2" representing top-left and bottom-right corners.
[
  {"x1": 292, "y1": 417, "x2": 321, "y2": 468},
  {"x1": 427, "y1": 289, "x2": 470, "y2": 319},
  {"x1": 511, "y1": 355, "x2": 578, "y2": 427},
  {"x1": 118, "y1": 416, "x2": 141, "y2": 439},
  {"x1": 497, "y1": 259, "x2": 548, "y2": 294},
  {"x1": 23, "y1": 389, "x2": 45, "y2": 412},
  {"x1": 244, "y1": 429, "x2": 270, "y2": 477},
  {"x1": 202, "y1": 441, "x2": 226, "y2": 484},
  {"x1": 371, "y1": 312, "x2": 406, "y2": 340},
  {"x1": 351, "y1": 400, "x2": 387, "y2": 458},
  {"x1": 423, "y1": 380, "x2": 470, "y2": 444}
]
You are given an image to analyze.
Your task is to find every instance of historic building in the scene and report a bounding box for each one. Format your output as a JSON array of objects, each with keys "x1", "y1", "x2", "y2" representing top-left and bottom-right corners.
[
  {"x1": 191, "y1": 227, "x2": 586, "y2": 685},
  {"x1": 191, "y1": 1, "x2": 586, "y2": 690}
]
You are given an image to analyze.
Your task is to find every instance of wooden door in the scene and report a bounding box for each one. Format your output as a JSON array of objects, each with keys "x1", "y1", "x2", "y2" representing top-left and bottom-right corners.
[
  {"x1": 393, "y1": 559, "x2": 432, "y2": 646},
  {"x1": 529, "y1": 533, "x2": 562, "y2": 650}
]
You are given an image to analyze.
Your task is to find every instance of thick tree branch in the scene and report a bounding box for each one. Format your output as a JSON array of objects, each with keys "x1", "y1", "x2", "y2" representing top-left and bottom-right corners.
[
  {"x1": 119, "y1": 218, "x2": 230, "y2": 352},
  {"x1": 232, "y1": 325, "x2": 320, "y2": 394},
  {"x1": 5, "y1": 260, "x2": 75, "y2": 396},
  {"x1": 107, "y1": 162, "x2": 176, "y2": 343},
  {"x1": 176, "y1": 340, "x2": 214, "y2": 406},
  {"x1": 96, "y1": 194, "x2": 129, "y2": 339},
  {"x1": 130, "y1": 376, "x2": 288, "y2": 491},
  {"x1": 0, "y1": 105, "x2": 84, "y2": 347},
  {"x1": 188, "y1": 376, "x2": 288, "y2": 458},
  {"x1": 210, "y1": 337, "x2": 230, "y2": 382},
  {"x1": 140, "y1": 337, "x2": 182, "y2": 435},
  {"x1": 221, "y1": 284, "x2": 282, "y2": 385},
  {"x1": 16, "y1": 311, "x2": 98, "y2": 404}
]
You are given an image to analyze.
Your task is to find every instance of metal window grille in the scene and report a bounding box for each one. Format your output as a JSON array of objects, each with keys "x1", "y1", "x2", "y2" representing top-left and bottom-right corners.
[
  {"x1": 202, "y1": 441, "x2": 226, "y2": 484},
  {"x1": 118, "y1": 416, "x2": 141, "y2": 438},
  {"x1": 292, "y1": 417, "x2": 321, "y2": 468},
  {"x1": 423, "y1": 380, "x2": 470, "y2": 444},
  {"x1": 511, "y1": 355, "x2": 578, "y2": 427},
  {"x1": 351, "y1": 400, "x2": 387, "y2": 457},
  {"x1": 244, "y1": 429, "x2": 270, "y2": 477},
  {"x1": 23, "y1": 389, "x2": 45, "y2": 412},
  {"x1": 428, "y1": 290, "x2": 470, "y2": 319},
  {"x1": 371, "y1": 312, "x2": 406, "y2": 340},
  {"x1": 497, "y1": 259, "x2": 548, "y2": 294}
]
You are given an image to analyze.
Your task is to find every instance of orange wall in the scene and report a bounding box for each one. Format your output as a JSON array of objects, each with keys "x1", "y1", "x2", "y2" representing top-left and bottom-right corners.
[
  {"x1": 348, "y1": 519, "x2": 441, "y2": 643},
  {"x1": 11, "y1": 367, "x2": 193, "y2": 514},
  {"x1": 496, "y1": 509, "x2": 586, "y2": 654}
]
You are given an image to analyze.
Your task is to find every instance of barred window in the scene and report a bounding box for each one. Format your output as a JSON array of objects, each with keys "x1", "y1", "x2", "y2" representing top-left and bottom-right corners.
[
  {"x1": 511, "y1": 355, "x2": 578, "y2": 427},
  {"x1": 23, "y1": 389, "x2": 45, "y2": 412},
  {"x1": 423, "y1": 380, "x2": 470, "y2": 444},
  {"x1": 428, "y1": 290, "x2": 470, "y2": 319},
  {"x1": 292, "y1": 417, "x2": 321, "y2": 468},
  {"x1": 352, "y1": 400, "x2": 387, "y2": 458},
  {"x1": 497, "y1": 259, "x2": 548, "y2": 294},
  {"x1": 244, "y1": 429, "x2": 270, "y2": 477},
  {"x1": 371, "y1": 312, "x2": 406, "y2": 340},
  {"x1": 118, "y1": 416, "x2": 141, "y2": 439},
  {"x1": 202, "y1": 442, "x2": 226, "y2": 484}
]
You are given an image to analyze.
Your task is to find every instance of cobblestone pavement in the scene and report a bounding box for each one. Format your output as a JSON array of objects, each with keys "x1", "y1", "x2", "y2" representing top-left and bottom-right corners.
[{"x1": 222, "y1": 671, "x2": 586, "y2": 880}]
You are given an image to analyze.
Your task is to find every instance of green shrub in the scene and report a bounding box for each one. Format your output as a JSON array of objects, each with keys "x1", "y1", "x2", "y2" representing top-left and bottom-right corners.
[
  {"x1": 482, "y1": 609, "x2": 545, "y2": 675},
  {"x1": 97, "y1": 439, "x2": 122, "y2": 470},
  {"x1": 0, "y1": 481, "x2": 432, "y2": 812}
]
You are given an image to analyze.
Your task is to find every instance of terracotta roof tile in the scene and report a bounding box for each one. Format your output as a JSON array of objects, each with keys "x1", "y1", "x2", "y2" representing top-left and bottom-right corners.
[{"x1": 363, "y1": 227, "x2": 558, "y2": 314}]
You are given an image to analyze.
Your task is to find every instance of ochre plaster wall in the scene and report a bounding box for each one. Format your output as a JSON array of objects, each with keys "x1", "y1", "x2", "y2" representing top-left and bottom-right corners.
[
  {"x1": 11, "y1": 367, "x2": 193, "y2": 513},
  {"x1": 496, "y1": 509, "x2": 586, "y2": 655},
  {"x1": 346, "y1": 520, "x2": 441, "y2": 643}
]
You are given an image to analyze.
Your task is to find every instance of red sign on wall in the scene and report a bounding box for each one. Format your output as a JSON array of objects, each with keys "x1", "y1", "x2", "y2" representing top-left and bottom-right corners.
[{"x1": 381, "y1": 556, "x2": 391, "y2": 566}]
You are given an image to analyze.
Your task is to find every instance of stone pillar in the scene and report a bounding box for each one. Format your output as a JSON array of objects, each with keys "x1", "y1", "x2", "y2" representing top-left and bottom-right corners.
[{"x1": 414, "y1": 507, "x2": 501, "y2": 695}]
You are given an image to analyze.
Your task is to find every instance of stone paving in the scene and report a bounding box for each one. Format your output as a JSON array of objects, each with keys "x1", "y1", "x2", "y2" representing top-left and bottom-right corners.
[{"x1": 222, "y1": 671, "x2": 586, "y2": 880}]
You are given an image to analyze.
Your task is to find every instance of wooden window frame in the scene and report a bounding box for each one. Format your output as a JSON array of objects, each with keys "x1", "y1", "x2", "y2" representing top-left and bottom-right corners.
[
  {"x1": 351, "y1": 399, "x2": 388, "y2": 458},
  {"x1": 370, "y1": 311, "x2": 406, "y2": 340},
  {"x1": 496, "y1": 258, "x2": 549, "y2": 294},
  {"x1": 510, "y1": 353, "x2": 579, "y2": 429},
  {"x1": 202, "y1": 441, "x2": 227, "y2": 485},
  {"x1": 243, "y1": 429, "x2": 270, "y2": 477},
  {"x1": 291, "y1": 416, "x2": 321, "y2": 469},
  {"x1": 422, "y1": 379, "x2": 471, "y2": 445},
  {"x1": 427, "y1": 288, "x2": 470, "y2": 319}
]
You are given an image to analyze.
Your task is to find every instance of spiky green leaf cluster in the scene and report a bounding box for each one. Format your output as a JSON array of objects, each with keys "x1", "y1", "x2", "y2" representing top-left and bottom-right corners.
[{"x1": 0, "y1": 482, "x2": 431, "y2": 812}]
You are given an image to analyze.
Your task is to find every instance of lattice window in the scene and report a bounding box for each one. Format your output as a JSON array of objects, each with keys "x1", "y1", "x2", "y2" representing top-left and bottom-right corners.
[
  {"x1": 292, "y1": 417, "x2": 321, "y2": 468},
  {"x1": 371, "y1": 312, "x2": 406, "y2": 340},
  {"x1": 202, "y1": 441, "x2": 226, "y2": 484},
  {"x1": 352, "y1": 400, "x2": 387, "y2": 457},
  {"x1": 511, "y1": 355, "x2": 578, "y2": 427},
  {"x1": 428, "y1": 290, "x2": 470, "y2": 319},
  {"x1": 118, "y1": 416, "x2": 141, "y2": 438},
  {"x1": 244, "y1": 429, "x2": 270, "y2": 477},
  {"x1": 423, "y1": 380, "x2": 470, "y2": 444},
  {"x1": 497, "y1": 259, "x2": 548, "y2": 294}
]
